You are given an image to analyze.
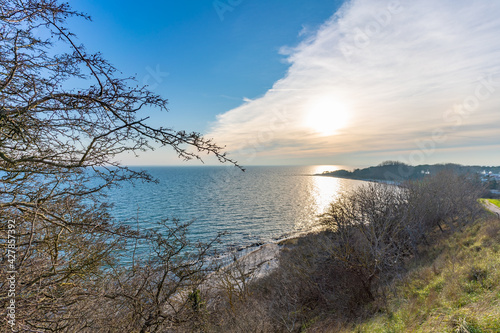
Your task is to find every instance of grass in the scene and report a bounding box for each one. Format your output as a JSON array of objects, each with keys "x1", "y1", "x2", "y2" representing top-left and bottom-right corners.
[
  {"x1": 343, "y1": 216, "x2": 500, "y2": 333},
  {"x1": 486, "y1": 199, "x2": 500, "y2": 209}
]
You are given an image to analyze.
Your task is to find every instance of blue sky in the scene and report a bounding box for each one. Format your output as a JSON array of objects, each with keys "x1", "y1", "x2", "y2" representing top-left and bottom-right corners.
[
  {"x1": 69, "y1": 0, "x2": 341, "y2": 132},
  {"x1": 69, "y1": 0, "x2": 500, "y2": 167}
]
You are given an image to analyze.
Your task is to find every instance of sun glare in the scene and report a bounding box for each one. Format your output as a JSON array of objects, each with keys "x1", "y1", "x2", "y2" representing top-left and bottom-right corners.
[{"x1": 304, "y1": 97, "x2": 350, "y2": 136}]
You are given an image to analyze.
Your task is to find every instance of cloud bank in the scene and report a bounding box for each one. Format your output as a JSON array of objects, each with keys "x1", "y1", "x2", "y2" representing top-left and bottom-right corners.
[{"x1": 208, "y1": 0, "x2": 500, "y2": 165}]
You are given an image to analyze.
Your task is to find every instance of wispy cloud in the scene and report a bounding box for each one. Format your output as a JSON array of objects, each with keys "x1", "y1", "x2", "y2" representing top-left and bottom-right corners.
[{"x1": 208, "y1": 0, "x2": 500, "y2": 165}]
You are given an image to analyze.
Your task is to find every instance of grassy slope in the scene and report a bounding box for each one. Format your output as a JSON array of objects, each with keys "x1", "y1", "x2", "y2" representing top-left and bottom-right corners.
[{"x1": 343, "y1": 214, "x2": 500, "y2": 333}]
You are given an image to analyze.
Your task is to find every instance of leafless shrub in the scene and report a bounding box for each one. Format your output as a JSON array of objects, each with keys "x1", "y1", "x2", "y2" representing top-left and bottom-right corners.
[{"x1": 321, "y1": 183, "x2": 412, "y2": 300}]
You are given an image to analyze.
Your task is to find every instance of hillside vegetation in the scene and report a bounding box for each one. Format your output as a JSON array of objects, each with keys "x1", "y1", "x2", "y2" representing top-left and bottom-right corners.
[
  {"x1": 345, "y1": 213, "x2": 500, "y2": 333},
  {"x1": 322, "y1": 161, "x2": 500, "y2": 184},
  {"x1": 190, "y1": 170, "x2": 494, "y2": 332}
]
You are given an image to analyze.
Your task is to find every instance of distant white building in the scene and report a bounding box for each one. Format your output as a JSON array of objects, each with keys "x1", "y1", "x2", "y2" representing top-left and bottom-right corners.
[{"x1": 481, "y1": 171, "x2": 500, "y2": 181}]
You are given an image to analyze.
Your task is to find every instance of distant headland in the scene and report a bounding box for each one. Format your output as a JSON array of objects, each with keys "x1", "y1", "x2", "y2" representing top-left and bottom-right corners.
[{"x1": 319, "y1": 161, "x2": 500, "y2": 187}]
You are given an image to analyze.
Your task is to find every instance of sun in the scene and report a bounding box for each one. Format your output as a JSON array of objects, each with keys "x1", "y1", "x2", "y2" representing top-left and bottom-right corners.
[{"x1": 304, "y1": 97, "x2": 350, "y2": 136}]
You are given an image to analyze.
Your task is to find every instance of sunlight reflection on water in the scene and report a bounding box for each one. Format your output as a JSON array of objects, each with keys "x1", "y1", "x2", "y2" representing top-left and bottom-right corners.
[
  {"x1": 107, "y1": 165, "x2": 364, "y2": 251},
  {"x1": 297, "y1": 165, "x2": 356, "y2": 231}
]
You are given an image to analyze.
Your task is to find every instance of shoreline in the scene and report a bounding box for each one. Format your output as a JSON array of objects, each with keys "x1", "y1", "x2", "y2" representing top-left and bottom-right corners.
[{"x1": 209, "y1": 233, "x2": 306, "y2": 289}]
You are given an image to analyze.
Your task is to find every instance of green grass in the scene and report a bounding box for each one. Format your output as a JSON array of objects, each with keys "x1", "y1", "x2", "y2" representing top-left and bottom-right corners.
[
  {"x1": 345, "y1": 217, "x2": 500, "y2": 333},
  {"x1": 486, "y1": 199, "x2": 500, "y2": 209}
]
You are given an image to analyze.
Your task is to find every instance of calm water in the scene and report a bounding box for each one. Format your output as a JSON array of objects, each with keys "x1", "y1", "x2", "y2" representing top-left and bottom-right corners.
[{"x1": 106, "y1": 165, "x2": 364, "y2": 252}]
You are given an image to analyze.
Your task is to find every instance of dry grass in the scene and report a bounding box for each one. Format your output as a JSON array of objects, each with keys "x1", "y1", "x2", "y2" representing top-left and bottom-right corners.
[{"x1": 349, "y1": 217, "x2": 500, "y2": 333}]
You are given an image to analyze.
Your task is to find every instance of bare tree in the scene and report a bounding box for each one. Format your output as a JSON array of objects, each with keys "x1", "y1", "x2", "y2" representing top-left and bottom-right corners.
[
  {"x1": 86, "y1": 220, "x2": 224, "y2": 333},
  {"x1": 0, "y1": 1, "x2": 239, "y2": 331}
]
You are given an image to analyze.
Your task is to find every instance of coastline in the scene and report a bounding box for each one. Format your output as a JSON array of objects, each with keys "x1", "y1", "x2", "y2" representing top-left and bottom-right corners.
[{"x1": 315, "y1": 173, "x2": 400, "y2": 185}]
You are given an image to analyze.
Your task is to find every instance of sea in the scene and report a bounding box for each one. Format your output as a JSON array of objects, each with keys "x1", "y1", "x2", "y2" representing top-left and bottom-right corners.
[{"x1": 105, "y1": 165, "x2": 365, "y2": 258}]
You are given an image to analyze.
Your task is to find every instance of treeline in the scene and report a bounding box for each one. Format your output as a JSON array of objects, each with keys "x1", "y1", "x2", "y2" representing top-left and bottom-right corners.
[{"x1": 322, "y1": 161, "x2": 500, "y2": 182}]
